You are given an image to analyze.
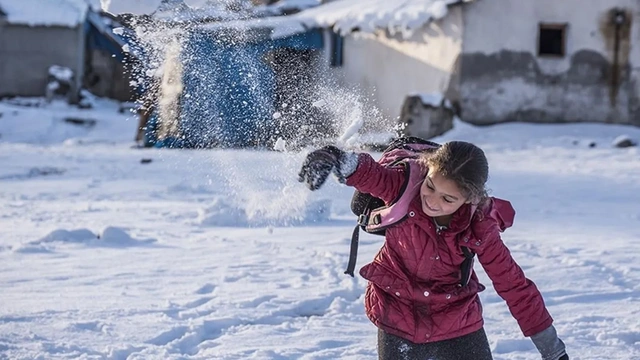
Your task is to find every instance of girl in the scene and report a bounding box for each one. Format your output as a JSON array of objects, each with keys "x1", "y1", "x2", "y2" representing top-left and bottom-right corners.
[{"x1": 297, "y1": 141, "x2": 569, "y2": 360}]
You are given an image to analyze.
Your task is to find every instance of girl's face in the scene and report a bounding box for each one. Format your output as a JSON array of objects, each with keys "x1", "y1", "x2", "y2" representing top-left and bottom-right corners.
[{"x1": 420, "y1": 168, "x2": 468, "y2": 217}]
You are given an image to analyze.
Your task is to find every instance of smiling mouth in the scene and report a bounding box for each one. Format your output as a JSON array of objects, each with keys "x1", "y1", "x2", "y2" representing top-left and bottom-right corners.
[{"x1": 423, "y1": 198, "x2": 438, "y2": 212}]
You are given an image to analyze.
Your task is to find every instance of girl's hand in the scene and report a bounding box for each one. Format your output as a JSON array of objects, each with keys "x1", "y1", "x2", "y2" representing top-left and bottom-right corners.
[{"x1": 297, "y1": 146, "x2": 358, "y2": 191}]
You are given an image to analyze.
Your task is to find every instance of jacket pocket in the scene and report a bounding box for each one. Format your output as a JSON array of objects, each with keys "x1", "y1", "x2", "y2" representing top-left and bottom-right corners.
[{"x1": 360, "y1": 262, "x2": 412, "y2": 300}]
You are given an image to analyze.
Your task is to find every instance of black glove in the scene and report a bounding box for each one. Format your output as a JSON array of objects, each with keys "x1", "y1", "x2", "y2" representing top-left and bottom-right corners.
[
  {"x1": 559, "y1": 355, "x2": 569, "y2": 360},
  {"x1": 298, "y1": 145, "x2": 353, "y2": 191}
]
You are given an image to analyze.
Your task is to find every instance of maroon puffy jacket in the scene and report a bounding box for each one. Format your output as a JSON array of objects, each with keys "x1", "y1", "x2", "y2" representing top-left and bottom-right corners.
[{"x1": 346, "y1": 153, "x2": 553, "y2": 344}]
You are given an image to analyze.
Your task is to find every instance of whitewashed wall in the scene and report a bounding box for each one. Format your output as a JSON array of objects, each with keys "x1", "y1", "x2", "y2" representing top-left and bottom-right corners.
[
  {"x1": 459, "y1": 0, "x2": 640, "y2": 125},
  {"x1": 321, "y1": 6, "x2": 463, "y2": 130}
]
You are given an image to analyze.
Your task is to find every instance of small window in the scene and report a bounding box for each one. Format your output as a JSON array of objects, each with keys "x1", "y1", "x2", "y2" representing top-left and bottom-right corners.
[{"x1": 538, "y1": 23, "x2": 567, "y2": 57}]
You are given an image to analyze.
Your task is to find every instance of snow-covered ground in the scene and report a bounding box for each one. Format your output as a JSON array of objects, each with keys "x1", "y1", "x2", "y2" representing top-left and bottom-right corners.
[{"x1": 0, "y1": 98, "x2": 639, "y2": 360}]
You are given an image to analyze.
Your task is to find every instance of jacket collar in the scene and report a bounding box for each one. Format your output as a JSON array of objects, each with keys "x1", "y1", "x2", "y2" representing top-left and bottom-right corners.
[
  {"x1": 410, "y1": 198, "x2": 474, "y2": 235},
  {"x1": 410, "y1": 198, "x2": 479, "y2": 234}
]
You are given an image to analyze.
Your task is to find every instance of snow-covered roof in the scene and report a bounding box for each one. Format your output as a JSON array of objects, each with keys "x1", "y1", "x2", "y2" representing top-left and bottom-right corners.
[
  {"x1": 0, "y1": 0, "x2": 89, "y2": 27},
  {"x1": 196, "y1": 0, "x2": 470, "y2": 40},
  {"x1": 99, "y1": 0, "x2": 470, "y2": 40},
  {"x1": 273, "y1": 0, "x2": 470, "y2": 38}
]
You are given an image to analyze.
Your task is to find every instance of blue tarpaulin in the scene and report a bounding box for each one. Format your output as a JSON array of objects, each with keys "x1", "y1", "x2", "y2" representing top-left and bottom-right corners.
[{"x1": 144, "y1": 26, "x2": 323, "y2": 148}]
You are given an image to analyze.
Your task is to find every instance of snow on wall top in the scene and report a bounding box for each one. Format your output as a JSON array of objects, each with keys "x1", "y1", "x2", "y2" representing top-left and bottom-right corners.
[{"x1": 0, "y1": 0, "x2": 90, "y2": 27}]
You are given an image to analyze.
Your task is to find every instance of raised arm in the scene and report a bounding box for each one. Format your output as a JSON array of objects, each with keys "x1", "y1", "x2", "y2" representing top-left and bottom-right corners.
[
  {"x1": 345, "y1": 153, "x2": 406, "y2": 204},
  {"x1": 297, "y1": 146, "x2": 406, "y2": 204}
]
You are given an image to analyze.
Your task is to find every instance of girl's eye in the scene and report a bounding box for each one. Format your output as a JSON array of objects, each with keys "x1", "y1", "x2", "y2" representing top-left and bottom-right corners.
[{"x1": 443, "y1": 197, "x2": 454, "y2": 204}]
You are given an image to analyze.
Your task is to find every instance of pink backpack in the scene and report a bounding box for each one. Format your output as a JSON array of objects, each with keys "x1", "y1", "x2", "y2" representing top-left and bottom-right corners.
[{"x1": 346, "y1": 137, "x2": 476, "y2": 287}]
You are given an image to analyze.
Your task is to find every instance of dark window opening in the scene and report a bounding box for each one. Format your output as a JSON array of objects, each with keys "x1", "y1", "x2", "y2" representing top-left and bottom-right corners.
[
  {"x1": 330, "y1": 32, "x2": 344, "y2": 67},
  {"x1": 538, "y1": 24, "x2": 567, "y2": 57}
]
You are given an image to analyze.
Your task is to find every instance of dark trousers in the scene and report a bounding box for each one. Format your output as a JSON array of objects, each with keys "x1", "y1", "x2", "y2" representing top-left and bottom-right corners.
[{"x1": 378, "y1": 328, "x2": 493, "y2": 360}]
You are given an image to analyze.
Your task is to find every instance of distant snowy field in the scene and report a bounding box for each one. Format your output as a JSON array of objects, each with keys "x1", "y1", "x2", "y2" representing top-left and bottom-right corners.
[{"x1": 0, "y1": 98, "x2": 639, "y2": 360}]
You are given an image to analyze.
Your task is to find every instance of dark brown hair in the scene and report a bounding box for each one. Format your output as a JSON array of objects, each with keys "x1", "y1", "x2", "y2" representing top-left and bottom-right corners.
[{"x1": 418, "y1": 141, "x2": 489, "y2": 203}]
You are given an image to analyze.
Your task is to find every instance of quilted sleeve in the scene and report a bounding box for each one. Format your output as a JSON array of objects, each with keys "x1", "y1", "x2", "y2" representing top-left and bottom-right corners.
[
  {"x1": 472, "y1": 219, "x2": 553, "y2": 337},
  {"x1": 345, "y1": 153, "x2": 406, "y2": 204}
]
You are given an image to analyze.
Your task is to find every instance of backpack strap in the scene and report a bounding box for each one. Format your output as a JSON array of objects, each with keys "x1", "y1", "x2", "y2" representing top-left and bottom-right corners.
[
  {"x1": 459, "y1": 246, "x2": 475, "y2": 287},
  {"x1": 458, "y1": 204, "x2": 479, "y2": 287},
  {"x1": 344, "y1": 137, "x2": 439, "y2": 277},
  {"x1": 384, "y1": 137, "x2": 441, "y2": 152},
  {"x1": 364, "y1": 161, "x2": 423, "y2": 232},
  {"x1": 344, "y1": 161, "x2": 423, "y2": 277},
  {"x1": 344, "y1": 192, "x2": 375, "y2": 276},
  {"x1": 344, "y1": 223, "x2": 361, "y2": 277}
]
